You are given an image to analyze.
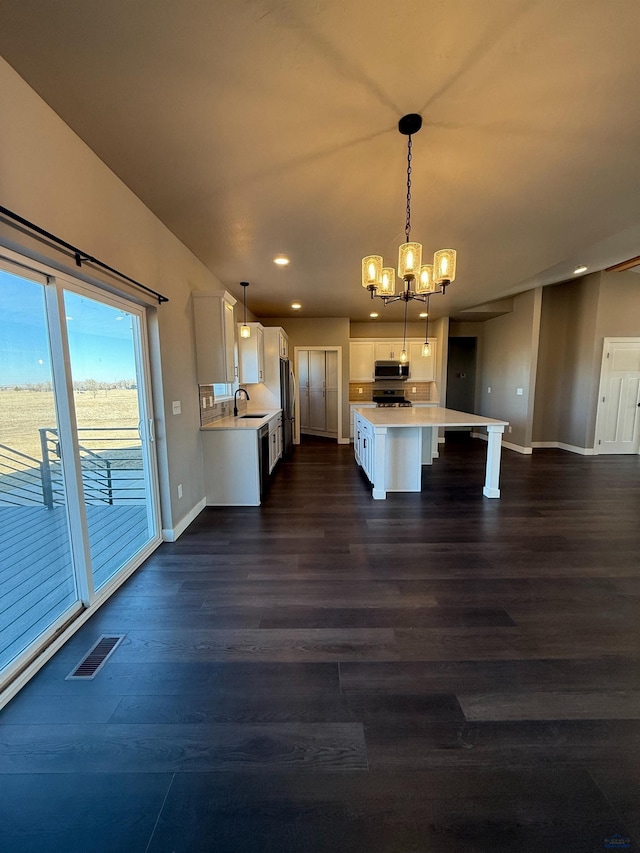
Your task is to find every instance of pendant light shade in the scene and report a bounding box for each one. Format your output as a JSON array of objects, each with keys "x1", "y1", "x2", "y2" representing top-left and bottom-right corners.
[
  {"x1": 433, "y1": 249, "x2": 457, "y2": 284},
  {"x1": 398, "y1": 242, "x2": 422, "y2": 280},
  {"x1": 379, "y1": 267, "x2": 396, "y2": 296},
  {"x1": 362, "y1": 255, "x2": 383, "y2": 290},
  {"x1": 416, "y1": 264, "x2": 435, "y2": 294}
]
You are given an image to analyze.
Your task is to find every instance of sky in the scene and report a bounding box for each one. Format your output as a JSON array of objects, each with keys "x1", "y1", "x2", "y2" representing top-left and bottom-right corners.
[{"x1": 0, "y1": 270, "x2": 138, "y2": 386}]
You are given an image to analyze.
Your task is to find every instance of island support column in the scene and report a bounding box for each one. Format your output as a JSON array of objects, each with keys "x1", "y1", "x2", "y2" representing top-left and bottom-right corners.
[{"x1": 483, "y1": 424, "x2": 505, "y2": 498}]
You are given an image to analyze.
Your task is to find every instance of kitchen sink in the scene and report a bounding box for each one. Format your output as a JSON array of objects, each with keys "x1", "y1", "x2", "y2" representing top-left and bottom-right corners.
[{"x1": 239, "y1": 414, "x2": 267, "y2": 418}]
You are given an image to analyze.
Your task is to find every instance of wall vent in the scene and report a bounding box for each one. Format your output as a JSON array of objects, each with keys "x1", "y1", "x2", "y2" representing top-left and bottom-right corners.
[{"x1": 66, "y1": 634, "x2": 125, "y2": 680}]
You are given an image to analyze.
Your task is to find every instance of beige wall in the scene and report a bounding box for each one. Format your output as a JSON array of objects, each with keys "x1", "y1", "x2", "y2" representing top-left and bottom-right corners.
[
  {"x1": 262, "y1": 317, "x2": 351, "y2": 439},
  {"x1": 533, "y1": 270, "x2": 639, "y2": 449},
  {"x1": 477, "y1": 289, "x2": 542, "y2": 450},
  {"x1": 0, "y1": 56, "x2": 224, "y2": 533},
  {"x1": 349, "y1": 321, "x2": 427, "y2": 339}
]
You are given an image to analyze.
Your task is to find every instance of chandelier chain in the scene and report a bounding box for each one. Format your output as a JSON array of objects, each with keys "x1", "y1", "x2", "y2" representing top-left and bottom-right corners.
[{"x1": 405, "y1": 135, "x2": 412, "y2": 243}]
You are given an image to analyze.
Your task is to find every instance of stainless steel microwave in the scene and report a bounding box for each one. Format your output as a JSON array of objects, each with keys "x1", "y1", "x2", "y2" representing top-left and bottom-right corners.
[{"x1": 374, "y1": 360, "x2": 409, "y2": 380}]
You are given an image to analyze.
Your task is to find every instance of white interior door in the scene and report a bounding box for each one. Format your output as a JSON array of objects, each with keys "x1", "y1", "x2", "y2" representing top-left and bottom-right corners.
[{"x1": 596, "y1": 338, "x2": 640, "y2": 454}]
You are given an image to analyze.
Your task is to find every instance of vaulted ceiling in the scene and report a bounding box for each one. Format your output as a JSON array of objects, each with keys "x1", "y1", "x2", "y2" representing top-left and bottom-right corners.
[{"x1": 0, "y1": 0, "x2": 639, "y2": 322}]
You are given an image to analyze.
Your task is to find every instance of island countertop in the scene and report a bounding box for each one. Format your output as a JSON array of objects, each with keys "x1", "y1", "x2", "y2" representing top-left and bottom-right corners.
[{"x1": 353, "y1": 406, "x2": 508, "y2": 429}]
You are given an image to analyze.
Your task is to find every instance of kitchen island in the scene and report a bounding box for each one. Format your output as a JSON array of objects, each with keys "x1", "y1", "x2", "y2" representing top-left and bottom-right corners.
[{"x1": 353, "y1": 406, "x2": 508, "y2": 500}]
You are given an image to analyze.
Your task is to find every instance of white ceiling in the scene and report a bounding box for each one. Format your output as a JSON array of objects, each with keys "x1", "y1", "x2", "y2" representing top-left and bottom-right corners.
[{"x1": 0, "y1": 0, "x2": 639, "y2": 322}]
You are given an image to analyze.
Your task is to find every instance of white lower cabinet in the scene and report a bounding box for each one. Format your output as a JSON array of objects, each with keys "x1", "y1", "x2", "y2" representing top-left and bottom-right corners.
[
  {"x1": 350, "y1": 403, "x2": 375, "y2": 439},
  {"x1": 354, "y1": 413, "x2": 374, "y2": 483},
  {"x1": 269, "y1": 413, "x2": 283, "y2": 473},
  {"x1": 202, "y1": 412, "x2": 283, "y2": 506}
]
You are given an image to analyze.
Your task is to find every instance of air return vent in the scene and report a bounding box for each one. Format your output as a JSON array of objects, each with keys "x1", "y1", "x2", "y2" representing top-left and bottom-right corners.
[{"x1": 66, "y1": 634, "x2": 125, "y2": 680}]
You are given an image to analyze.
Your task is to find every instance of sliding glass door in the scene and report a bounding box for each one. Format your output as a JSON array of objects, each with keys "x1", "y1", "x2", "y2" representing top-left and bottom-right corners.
[
  {"x1": 0, "y1": 263, "x2": 80, "y2": 673},
  {"x1": 63, "y1": 288, "x2": 157, "y2": 591},
  {"x1": 0, "y1": 255, "x2": 160, "y2": 686}
]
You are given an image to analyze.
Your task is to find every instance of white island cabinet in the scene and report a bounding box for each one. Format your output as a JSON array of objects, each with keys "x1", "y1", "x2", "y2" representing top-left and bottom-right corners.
[
  {"x1": 201, "y1": 409, "x2": 282, "y2": 506},
  {"x1": 353, "y1": 407, "x2": 508, "y2": 500}
]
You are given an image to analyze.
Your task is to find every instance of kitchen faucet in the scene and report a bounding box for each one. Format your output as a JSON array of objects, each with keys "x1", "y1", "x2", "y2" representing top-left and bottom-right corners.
[{"x1": 233, "y1": 387, "x2": 250, "y2": 417}]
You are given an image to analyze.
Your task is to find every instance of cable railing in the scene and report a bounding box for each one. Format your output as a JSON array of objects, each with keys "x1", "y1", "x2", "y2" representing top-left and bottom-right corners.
[{"x1": 0, "y1": 427, "x2": 144, "y2": 509}]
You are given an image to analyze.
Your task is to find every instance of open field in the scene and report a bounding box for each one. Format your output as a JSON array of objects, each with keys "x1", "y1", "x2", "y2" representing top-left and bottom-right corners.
[{"x1": 0, "y1": 389, "x2": 140, "y2": 463}]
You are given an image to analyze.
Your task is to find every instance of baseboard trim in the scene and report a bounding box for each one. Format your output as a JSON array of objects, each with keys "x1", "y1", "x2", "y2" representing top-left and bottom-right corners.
[
  {"x1": 163, "y1": 497, "x2": 206, "y2": 542},
  {"x1": 471, "y1": 431, "x2": 532, "y2": 455},
  {"x1": 531, "y1": 441, "x2": 596, "y2": 456}
]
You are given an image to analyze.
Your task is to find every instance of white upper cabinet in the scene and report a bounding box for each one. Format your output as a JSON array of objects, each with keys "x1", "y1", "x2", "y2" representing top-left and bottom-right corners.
[
  {"x1": 193, "y1": 290, "x2": 237, "y2": 384},
  {"x1": 374, "y1": 341, "x2": 405, "y2": 360},
  {"x1": 278, "y1": 329, "x2": 289, "y2": 359},
  {"x1": 349, "y1": 342, "x2": 375, "y2": 381},
  {"x1": 238, "y1": 322, "x2": 265, "y2": 384},
  {"x1": 408, "y1": 340, "x2": 437, "y2": 381}
]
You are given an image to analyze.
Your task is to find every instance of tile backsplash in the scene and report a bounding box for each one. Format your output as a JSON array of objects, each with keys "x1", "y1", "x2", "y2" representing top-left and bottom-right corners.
[
  {"x1": 199, "y1": 385, "x2": 246, "y2": 425},
  {"x1": 349, "y1": 381, "x2": 434, "y2": 402}
]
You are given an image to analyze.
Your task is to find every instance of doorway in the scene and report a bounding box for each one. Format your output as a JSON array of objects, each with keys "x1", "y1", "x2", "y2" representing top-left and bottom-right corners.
[
  {"x1": 295, "y1": 348, "x2": 342, "y2": 443},
  {"x1": 446, "y1": 337, "x2": 477, "y2": 425},
  {"x1": 595, "y1": 337, "x2": 640, "y2": 454}
]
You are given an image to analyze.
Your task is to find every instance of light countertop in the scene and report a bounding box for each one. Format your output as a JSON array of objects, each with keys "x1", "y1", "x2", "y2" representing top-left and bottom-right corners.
[
  {"x1": 353, "y1": 406, "x2": 508, "y2": 429},
  {"x1": 201, "y1": 408, "x2": 282, "y2": 431}
]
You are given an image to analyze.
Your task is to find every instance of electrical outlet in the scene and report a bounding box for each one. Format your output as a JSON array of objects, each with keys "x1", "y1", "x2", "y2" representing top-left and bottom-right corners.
[
  {"x1": 172, "y1": 400, "x2": 181, "y2": 415},
  {"x1": 516, "y1": 387, "x2": 524, "y2": 396},
  {"x1": 177, "y1": 483, "x2": 183, "y2": 499},
  {"x1": 358, "y1": 387, "x2": 363, "y2": 394},
  {"x1": 209, "y1": 396, "x2": 213, "y2": 406},
  {"x1": 201, "y1": 397, "x2": 207, "y2": 409},
  {"x1": 412, "y1": 386, "x2": 417, "y2": 393}
]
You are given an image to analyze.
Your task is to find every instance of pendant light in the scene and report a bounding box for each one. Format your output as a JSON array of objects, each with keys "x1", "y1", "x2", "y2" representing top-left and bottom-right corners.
[
  {"x1": 422, "y1": 295, "x2": 431, "y2": 357},
  {"x1": 240, "y1": 281, "x2": 251, "y2": 339},
  {"x1": 400, "y1": 298, "x2": 409, "y2": 363},
  {"x1": 361, "y1": 114, "x2": 458, "y2": 313}
]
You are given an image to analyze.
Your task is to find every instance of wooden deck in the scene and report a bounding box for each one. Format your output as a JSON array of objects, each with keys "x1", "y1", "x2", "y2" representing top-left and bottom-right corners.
[{"x1": 0, "y1": 503, "x2": 150, "y2": 672}]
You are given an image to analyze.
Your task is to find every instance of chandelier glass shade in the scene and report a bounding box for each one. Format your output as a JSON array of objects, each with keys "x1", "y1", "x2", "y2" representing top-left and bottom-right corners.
[{"x1": 361, "y1": 114, "x2": 457, "y2": 307}]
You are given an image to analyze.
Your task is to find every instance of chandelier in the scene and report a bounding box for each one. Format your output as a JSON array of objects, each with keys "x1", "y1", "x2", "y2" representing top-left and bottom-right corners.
[{"x1": 361, "y1": 114, "x2": 457, "y2": 359}]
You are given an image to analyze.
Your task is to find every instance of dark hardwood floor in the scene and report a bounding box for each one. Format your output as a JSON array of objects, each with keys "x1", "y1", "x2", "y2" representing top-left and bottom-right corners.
[{"x1": 1, "y1": 433, "x2": 639, "y2": 852}]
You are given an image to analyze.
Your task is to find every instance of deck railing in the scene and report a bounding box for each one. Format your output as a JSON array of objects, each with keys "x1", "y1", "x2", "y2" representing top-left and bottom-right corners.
[{"x1": 0, "y1": 427, "x2": 143, "y2": 509}]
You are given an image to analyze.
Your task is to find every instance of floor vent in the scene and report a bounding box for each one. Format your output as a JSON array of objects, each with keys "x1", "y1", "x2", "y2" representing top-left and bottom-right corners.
[{"x1": 66, "y1": 634, "x2": 125, "y2": 680}]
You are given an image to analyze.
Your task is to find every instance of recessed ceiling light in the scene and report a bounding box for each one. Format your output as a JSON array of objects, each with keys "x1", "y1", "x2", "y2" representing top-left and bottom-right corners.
[
  {"x1": 370, "y1": 312, "x2": 379, "y2": 318},
  {"x1": 574, "y1": 265, "x2": 588, "y2": 275},
  {"x1": 291, "y1": 302, "x2": 301, "y2": 310},
  {"x1": 419, "y1": 312, "x2": 428, "y2": 318},
  {"x1": 274, "y1": 255, "x2": 290, "y2": 266}
]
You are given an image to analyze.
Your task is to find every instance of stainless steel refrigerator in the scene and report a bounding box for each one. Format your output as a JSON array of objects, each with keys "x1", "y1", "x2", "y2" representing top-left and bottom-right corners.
[{"x1": 279, "y1": 357, "x2": 295, "y2": 456}]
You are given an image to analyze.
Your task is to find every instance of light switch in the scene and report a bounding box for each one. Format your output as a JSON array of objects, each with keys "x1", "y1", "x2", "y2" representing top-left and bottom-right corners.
[
  {"x1": 516, "y1": 387, "x2": 524, "y2": 396},
  {"x1": 172, "y1": 400, "x2": 181, "y2": 415},
  {"x1": 487, "y1": 387, "x2": 491, "y2": 394}
]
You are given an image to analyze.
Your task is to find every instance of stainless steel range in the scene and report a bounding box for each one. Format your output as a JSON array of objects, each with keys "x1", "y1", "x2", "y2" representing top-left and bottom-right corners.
[{"x1": 373, "y1": 391, "x2": 413, "y2": 408}]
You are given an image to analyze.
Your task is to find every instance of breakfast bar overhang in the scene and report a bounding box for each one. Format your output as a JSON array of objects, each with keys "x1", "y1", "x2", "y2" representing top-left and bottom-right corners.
[{"x1": 353, "y1": 406, "x2": 508, "y2": 500}]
